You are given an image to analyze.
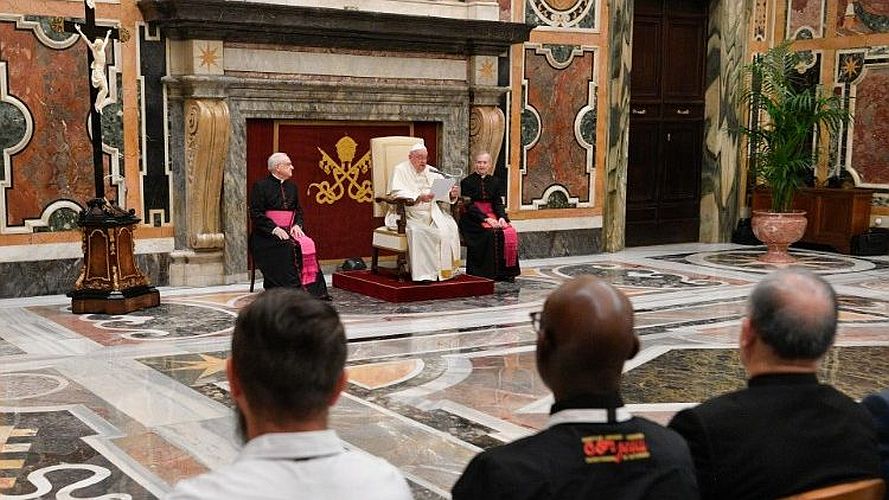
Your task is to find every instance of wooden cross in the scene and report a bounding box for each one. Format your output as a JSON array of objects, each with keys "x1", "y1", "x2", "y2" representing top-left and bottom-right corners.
[{"x1": 54, "y1": 1, "x2": 127, "y2": 200}]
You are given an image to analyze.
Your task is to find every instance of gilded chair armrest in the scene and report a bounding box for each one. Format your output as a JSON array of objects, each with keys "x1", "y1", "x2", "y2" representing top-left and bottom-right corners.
[{"x1": 374, "y1": 196, "x2": 415, "y2": 234}]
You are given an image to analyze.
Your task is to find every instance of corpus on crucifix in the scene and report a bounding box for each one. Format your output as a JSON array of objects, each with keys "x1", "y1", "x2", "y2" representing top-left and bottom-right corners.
[{"x1": 74, "y1": 24, "x2": 114, "y2": 114}]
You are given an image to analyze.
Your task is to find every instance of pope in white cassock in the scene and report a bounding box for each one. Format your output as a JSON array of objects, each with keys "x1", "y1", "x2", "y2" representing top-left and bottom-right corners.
[{"x1": 387, "y1": 143, "x2": 462, "y2": 281}]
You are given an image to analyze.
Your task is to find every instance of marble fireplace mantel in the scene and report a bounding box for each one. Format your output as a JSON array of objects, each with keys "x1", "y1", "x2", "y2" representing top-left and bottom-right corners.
[{"x1": 137, "y1": 0, "x2": 532, "y2": 56}]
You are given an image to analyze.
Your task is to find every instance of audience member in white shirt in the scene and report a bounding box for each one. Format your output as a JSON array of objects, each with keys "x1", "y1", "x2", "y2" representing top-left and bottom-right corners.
[{"x1": 165, "y1": 288, "x2": 413, "y2": 500}]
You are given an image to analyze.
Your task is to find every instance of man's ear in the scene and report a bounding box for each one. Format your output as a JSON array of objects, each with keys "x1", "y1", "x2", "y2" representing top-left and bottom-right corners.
[
  {"x1": 628, "y1": 336, "x2": 640, "y2": 361},
  {"x1": 328, "y1": 370, "x2": 348, "y2": 407},
  {"x1": 226, "y1": 357, "x2": 242, "y2": 399},
  {"x1": 740, "y1": 317, "x2": 755, "y2": 350}
]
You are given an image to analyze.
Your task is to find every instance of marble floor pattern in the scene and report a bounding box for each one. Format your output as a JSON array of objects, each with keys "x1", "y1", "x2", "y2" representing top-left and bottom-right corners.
[{"x1": 1, "y1": 243, "x2": 889, "y2": 498}]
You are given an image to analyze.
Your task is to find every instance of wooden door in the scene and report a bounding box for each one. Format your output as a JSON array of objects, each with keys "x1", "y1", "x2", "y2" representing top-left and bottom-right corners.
[{"x1": 626, "y1": 0, "x2": 707, "y2": 246}]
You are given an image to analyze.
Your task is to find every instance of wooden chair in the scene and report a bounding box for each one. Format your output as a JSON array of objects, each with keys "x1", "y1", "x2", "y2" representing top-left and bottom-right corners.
[
  {"x1": 781, "y1": 479, "x2": 885, "y2": 500},
  {"x1": 370, "y1": 136, "x2": 421, "y2": 281}
]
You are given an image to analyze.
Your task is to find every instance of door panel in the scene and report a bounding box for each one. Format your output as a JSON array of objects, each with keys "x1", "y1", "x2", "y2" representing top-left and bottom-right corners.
[{"x1": 626, "y1": 0, "x2": 706, "y2": 246}]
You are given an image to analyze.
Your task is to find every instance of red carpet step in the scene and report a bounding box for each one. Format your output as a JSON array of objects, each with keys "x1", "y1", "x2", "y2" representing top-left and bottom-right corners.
[{"x1": 332, "y1": 270, "x2": 494, "y2": 302}]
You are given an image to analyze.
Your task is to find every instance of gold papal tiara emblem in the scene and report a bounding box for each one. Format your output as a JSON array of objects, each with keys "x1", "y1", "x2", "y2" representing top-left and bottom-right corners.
[{"x1": 309, "y1": 135, "x2": 373, "y2": 205}]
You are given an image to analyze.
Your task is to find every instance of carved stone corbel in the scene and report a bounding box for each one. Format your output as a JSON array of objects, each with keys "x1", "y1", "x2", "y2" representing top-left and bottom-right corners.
[
  {"x1": 184, "y1": 98, "x2": 229, "y2": 250},
  {"x1": 469, "y1": 105, "x2": 506, "y2": 167}
]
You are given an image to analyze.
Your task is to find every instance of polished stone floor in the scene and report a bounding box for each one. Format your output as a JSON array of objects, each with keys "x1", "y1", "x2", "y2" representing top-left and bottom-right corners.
[{"x1": 2, "y1": 243, "x2": 888, "y2": 498}]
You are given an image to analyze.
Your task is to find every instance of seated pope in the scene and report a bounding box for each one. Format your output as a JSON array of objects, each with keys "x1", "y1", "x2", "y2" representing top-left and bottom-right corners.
[{"x1": 387, "y1": 143, "x2": 462, "y2": 282}]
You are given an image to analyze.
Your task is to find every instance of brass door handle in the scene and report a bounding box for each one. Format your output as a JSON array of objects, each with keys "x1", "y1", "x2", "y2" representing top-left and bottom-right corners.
[
  {"x1": 676, "y1": 108, "x2": 690, "y2": 115},
  {"x1": 631, "y1": 108, "x2": 647, "y2": 115}
]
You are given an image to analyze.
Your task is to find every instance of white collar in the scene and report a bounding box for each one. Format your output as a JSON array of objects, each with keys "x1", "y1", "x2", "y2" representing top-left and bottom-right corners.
[
  {"x1": 545, "y1": 407, "x2": 633, "y2": 429},
  {"x1": 239, "y1": 430, "x2": 344, "y2": 461}
]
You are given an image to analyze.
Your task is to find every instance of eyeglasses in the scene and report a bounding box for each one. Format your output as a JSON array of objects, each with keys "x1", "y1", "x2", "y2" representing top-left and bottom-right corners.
[{"x1": 529, "y1": 311, "x2": 542, "y2": 333}]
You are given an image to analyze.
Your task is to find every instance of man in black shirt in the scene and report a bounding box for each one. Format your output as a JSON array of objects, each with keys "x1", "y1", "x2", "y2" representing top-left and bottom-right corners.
[
  {"x1": 669, "y1": 268, "x2": 880, "y2": 499},
  {"x1": 452, "y1": 276, "x2": 698, "y2": 500}
]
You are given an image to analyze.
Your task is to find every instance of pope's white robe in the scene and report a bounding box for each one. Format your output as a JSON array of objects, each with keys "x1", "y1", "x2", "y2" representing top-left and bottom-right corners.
[{"x1": 387, "y1": 161, "x2": 461, "y2": 281}]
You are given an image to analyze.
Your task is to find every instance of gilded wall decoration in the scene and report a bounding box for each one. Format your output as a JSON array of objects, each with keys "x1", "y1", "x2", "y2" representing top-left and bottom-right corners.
[
  {"x1": 184, "y1": 99, "x2": 230, "y2": 250},
  {"x1": 835, "y1": 47, "x2": 889, "y2": 189},
  {"x1": 310, "y1": 135, "x2": 373, "y2": 205},
  {"x1": 525, "y1": 0, "x2": 596, "y2": 30},
  {"x1": 837, "y1": 0, "x2": 889, "y2": 35},
  {"x1": 521, "y1": 44, "x2": 596, "y2": 210},
  {"x1": 786, "y1": 0, "x2": 826, "y2": 39},
  {"x1": 469, "y1": 106, "x2": 506, "y2": 168}
]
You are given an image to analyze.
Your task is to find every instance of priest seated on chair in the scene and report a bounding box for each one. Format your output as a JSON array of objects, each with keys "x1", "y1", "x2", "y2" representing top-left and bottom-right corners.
[
  {"x1": 249, "y1": 152, "x2": 331, "y2": 300},
  {"x1": 387, "y1": 143, "x2": 462, "y2": 282}
]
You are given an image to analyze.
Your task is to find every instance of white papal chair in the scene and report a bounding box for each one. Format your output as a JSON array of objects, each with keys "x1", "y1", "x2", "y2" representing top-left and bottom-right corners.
[{"x1": 370, "y1": 136, "x2": 421, "y2": 281}]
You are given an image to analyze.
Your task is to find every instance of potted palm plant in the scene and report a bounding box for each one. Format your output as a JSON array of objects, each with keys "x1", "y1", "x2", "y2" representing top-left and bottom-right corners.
[{"x1": 737, "y1": 41, "x2": 850, "y2": 263}]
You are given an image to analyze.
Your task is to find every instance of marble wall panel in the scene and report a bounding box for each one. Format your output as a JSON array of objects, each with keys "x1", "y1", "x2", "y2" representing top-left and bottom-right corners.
[
  {"x1": 525, "y1": 0, "x2": 596, "y2": 29},
  {"x1": 787, "y1": 0, "x2": 825, "y2": 39},
  {"x1": 699, "y1": 0, "x2": 747, "y2": 242},
  {"x1": 521, "y1": 46, "x2": 595, "y2": 208},
  {"x1": 603, "y1": 0, "x2": 632, "y2": 251},
  {"x1": 837, "y1": 0, "x2": 889, "y2": 35},
  {"x1": 0, "y1": 252, "x2": 170, "y2": 298},
  {"x1": 139, "y1": 24, "x2": 171, "y2": 226},
  {"x1": 848, "y1": 65, "x2": 889, "y2": 186},
  {"x1": 517, "y1": 228, "x2": 602, "y2": 259},
  {"x1": 0, "y1": 18, "x2": 122, "y2": 233}
]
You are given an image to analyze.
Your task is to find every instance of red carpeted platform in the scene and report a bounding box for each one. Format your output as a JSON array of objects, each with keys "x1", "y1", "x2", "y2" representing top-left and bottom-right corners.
[{"x1": 332, "y1": 270, "x2": 494, "y2": 302}]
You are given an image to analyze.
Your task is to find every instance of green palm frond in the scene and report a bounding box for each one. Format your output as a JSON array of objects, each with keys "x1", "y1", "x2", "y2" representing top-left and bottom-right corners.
[{"x1": 735, "y1": 41, "x2": 851, "y2": 212}]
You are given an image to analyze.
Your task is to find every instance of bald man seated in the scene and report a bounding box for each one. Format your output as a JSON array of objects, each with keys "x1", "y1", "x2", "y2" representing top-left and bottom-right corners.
[
  {"x1": 452, "y1": 276, "x2": 698, "y2": 500},
  {"x1": 668, "y1": 269, "x2": 881, "y2": 500}
]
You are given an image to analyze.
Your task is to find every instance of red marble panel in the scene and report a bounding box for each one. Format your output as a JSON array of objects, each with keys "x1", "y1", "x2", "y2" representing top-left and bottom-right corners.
[
  {"x1": 837, "y1": 0, "x2": 889, "y2": 35},
  {"x1": 788, "y1": 0, "x2": 823, "y2": 37},
  {"x1": 498, "y1": 0, "x2": 511, "y2": 21},
  {"x1": 523, "y1": 48, "x2": 594, "y2": 205},
  {"x1": 851, "y1": 67, "x2": 889, "y2": 186},
  {"x1": 0, "y1": 22, "x2": 113, "y2": 228}
]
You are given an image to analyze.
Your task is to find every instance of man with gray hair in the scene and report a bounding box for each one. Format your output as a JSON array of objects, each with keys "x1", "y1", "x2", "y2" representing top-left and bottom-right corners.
[
  {"x1": 668, "y1": 268, "x2": 880, "y2": 499},
  {"x1": 250, "y1": 152, "x2": 330, "y2": 300}
]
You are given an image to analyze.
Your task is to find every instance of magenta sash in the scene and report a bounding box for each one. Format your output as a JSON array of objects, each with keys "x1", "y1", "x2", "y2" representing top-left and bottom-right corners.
[
  {"x1": 474, "y1": 201, "x2": 518, "y2": 266},
  {"x1": 294, "y1": 235, "x2": 318, "y2": 286},
  {"x1": 265, "y1": 210, "x2": 294, "y2": 227},
  {"x1": 265, "y1": 210, "x2": 317, "y2": 286}
]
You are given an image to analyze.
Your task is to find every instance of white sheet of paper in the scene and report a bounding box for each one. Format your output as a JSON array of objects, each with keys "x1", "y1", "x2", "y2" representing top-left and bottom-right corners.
[{"x1": 430, "y1": 177, "x2": 456, "y2": 202}]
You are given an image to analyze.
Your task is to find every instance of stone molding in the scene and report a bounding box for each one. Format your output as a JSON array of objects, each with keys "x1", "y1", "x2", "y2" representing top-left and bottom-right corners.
[{"x1": 137, "y1": 0, "x2": 532, "y2": 56}]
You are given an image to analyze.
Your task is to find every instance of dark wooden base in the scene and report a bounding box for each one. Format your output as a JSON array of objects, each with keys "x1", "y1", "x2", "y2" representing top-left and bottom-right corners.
[{"x1": 71, "y1": 288, "x2": 160, "y2": 314}]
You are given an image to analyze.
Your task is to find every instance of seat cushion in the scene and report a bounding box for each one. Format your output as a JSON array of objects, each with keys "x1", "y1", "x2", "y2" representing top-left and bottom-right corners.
[{"x1": 373, "y1": 227, "x2": 409, "y2": 251}]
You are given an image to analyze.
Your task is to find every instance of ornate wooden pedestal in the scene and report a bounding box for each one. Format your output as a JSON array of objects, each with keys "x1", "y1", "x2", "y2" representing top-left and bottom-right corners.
[{"x1": 68, "y1": 198, "x2": 160, "y2": 314}]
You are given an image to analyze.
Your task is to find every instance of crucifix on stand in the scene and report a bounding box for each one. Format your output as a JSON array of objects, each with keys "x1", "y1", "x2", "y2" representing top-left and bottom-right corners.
[{"x1": 54, "y1": 0, "x2": 160, "y2": 314}]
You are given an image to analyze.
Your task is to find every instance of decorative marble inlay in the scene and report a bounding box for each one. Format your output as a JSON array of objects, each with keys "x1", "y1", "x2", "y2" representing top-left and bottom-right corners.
[
  {"x1": 837, "y1": 0, "x2": 889, "y2": 35},
  {"x1": 0, "y1": 17, "x2": 122, "y2": 234},
  {"x1": 658, "y1": 248, "x2": 880, "y2": 274},
  {"x1": 0, "y1": 410, "x2": 154, "y2": 498},
  {"x1": 554, "y1": 262, "x2": 744, "y2": 290},
  {"x1": 786, "y1": 0, "x2": 825, "y2": 39},
  {"x1": 835, "y1": 46, "x2": 889, "y2": 189},
  {"x1": 525, "y1": 0, "x2": 596, "y2": 29},
  {"x1": 754, "y1": 0, "x2": 769, "y2": 41},
  {"x1": 623, "y1": 346, "x2": 889, "y2": 403},
  {"x1": 521, "y1": 45, "x2": 596, "y2": 210}
]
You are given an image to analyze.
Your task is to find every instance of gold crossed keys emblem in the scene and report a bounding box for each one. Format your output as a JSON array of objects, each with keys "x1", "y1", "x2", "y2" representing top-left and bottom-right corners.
[{"x1": 309, "y1": 135, "x2": 373, "y2": 205}]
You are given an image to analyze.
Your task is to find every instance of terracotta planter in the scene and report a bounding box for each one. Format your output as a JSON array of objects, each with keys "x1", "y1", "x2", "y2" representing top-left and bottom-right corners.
[{"x1": 751, "y1": 210, "x2": 808, "y2": 263}]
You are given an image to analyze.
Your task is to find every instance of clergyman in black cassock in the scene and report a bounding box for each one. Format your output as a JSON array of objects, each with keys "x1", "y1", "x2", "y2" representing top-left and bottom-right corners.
[
  {"x1": 459, "y1": 153, "x2": 520, "y2": 282},
  {"x1": 250, "y1": 153, "x2": 329, "y2": 300}
]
